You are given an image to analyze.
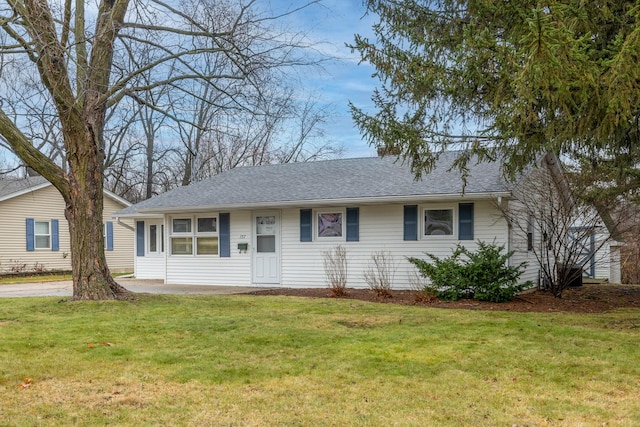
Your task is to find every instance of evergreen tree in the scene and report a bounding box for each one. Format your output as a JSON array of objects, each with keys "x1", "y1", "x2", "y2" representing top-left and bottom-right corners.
[{"x1": 351, "y1": 1, "x2": 640, "y2": 183}]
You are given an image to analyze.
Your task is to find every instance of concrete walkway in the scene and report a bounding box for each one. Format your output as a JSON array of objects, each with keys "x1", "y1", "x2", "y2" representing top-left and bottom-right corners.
[{"x1": 0, "y1": 277, "x2": 271, "y2": 298}]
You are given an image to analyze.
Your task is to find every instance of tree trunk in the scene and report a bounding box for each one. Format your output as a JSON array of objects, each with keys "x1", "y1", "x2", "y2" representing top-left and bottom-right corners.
[
  {"x1": 65, "y1": 185, "x2": 130, "y2": 300},
  {"x1": 63, "y1": 107, "x2": 131, "y2": 300}
]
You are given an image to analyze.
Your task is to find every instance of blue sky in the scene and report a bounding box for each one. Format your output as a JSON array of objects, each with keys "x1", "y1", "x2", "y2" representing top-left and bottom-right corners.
[{"x1": 267, "y1": 1, "x2": 380, "y2": 158}]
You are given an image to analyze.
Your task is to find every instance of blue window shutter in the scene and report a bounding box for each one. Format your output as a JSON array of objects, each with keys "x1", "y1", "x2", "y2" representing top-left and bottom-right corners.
[
  {"x1": 136, "y1": 221, "x2": 145, "y2": 257},
  {"x1": 219, "y1": 213, "x2": 230, "y2": 257},
  {"x1": 300, "y1": 209, "x2": 312, "y2": 242},
  {"x1": 458, "y1": 203, "x2": 474, "y2": 240},
  {"x1": 346, "y1": 207, "x2": 359, "y2": 242},
  {"x1": 26, "y1": 218, "x2": 35, "y2": 251},
  {"x1": 51, "y1": 219, "x2": 59, "y2": 251},
  {"x1": 106, "y1": 221, "x2": 114, "y2": 251},
  {"x1": 403, "y1": 205, "x2": 418, "y2": 241}
]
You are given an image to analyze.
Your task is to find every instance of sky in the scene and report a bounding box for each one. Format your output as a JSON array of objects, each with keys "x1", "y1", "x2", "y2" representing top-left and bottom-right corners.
[{"x1": 267, "y1": 1, "x2": 380, "y2": 158}]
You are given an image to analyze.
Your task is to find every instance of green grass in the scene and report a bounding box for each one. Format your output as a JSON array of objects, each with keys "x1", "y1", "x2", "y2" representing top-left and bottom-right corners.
[{"x1": 0, "y1": 295, "x2": 639, "y2": 426}]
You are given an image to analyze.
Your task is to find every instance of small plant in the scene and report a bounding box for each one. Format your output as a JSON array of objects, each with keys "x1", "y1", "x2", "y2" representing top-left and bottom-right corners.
[
  {"x1": 363, "y1": 251, "x2": 396, "y2": 298},
  {"x1": 408, "y1": 270, "x2": 438, "y2": 303},
  {"x1": 323, "y1": 245, "x2": 348, "y2": 297},
  {"x1": 32, "y1": 262, "x2": 46, "y2": 273},
  {"x1": 408, "y1": 241, "x2": 531, "y2": 302},
  {"x1": 10, "y1": 261, "x2": 27, "y2": 274}
]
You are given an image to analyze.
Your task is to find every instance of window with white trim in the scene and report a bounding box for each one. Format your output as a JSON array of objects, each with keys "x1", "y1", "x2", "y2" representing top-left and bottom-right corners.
[
  {"x1": 423, "y1": 207, "x2": 454, "y2": 237},
  {"x1": 148, "y1": 223, "x2": 165, "y2": 254},
  {"x1": 196, "y1": 216, "x2": 218, "y2": 255},
  {"x1": 316, "y1": 211, "x2": 344, "y2": 239},
  {"x1": 171, "y1": 218, "x2": 193, "y2": 255},
  {"x1": 35, "y1": 221, "x2": 51, "y2": 249},
  {"x1": 170, "y1": 216, "x2": 218, "y2": 255}
]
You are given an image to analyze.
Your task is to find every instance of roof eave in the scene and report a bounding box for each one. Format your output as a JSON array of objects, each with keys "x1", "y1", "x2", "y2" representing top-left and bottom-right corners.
[{"x1": 117, "y1": 191, "x2": 512, "y2": 217}]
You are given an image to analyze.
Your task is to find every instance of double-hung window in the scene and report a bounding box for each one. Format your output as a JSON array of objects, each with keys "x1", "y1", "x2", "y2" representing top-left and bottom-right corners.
[
  {"x1": 170, "y1": 216, "x2": 218, "y2": 255},
  {"x1": 34, "y1": 221, "x2": 51, "y2": 249},
  {"x1": 171, "y1": 218, "x2": 193, "y2": 255},
  {"x1": 196, "y1": 217, "x2": 218, "y2": 255}
]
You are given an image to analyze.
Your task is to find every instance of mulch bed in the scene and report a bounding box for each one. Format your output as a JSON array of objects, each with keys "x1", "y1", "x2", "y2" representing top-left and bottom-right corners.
[{"x1": 248, "y1": 283, "x2": 640, "y2": 313}]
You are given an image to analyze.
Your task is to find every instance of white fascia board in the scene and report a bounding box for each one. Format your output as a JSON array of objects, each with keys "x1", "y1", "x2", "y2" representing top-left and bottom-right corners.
[
  {"x1": 131, "y1": 191, "x2": 512, "y2": 215},
  {"x1": 112, "y1": 212, "x2": 165, "y2": 219},
  {"x1": 105, "y1": 190, "x2": 132, "y2": 207}
]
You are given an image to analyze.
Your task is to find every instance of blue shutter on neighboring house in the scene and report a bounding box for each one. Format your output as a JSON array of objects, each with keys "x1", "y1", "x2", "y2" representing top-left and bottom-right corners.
[
  {"x1": 106, "y1": 221, "x2": 114, "y2": 251},
  {"x1": 403, "y1": 205, "x2": 418, "y2": 241},
  {"x1": 219, "y1": 213, "x2": 230, "y2": 257},
  {"x1": 346, "y1": 207, "x2": 359, "y2": 242},
  {"x1": 51, "y1": 219, "x2": 59, "y2": 251},
  {"x1": 458, "y1": 203, "x2": 474, "y2": 240},
  {"x1": 26, "y1": 218, "x2": 35, "y2": 251},
  {"x1": 136, "y1": 221, "x2": 145, "y2": 257},
  {"x1": 300, "y1": 209, "x2": 312, "y2": 242}
]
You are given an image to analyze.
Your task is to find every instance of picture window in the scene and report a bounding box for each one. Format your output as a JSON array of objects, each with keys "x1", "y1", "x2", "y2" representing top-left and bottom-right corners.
[
  {"x1": 317, "y1": 212, "x2": 343, "y2": 238},
  {"x1": 424, "y1": 208, "x2": 453, "y2": 236}
]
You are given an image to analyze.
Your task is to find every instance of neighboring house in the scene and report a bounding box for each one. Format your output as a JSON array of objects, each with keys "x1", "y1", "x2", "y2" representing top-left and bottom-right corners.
[
  {"x1": 0, "y1": 176, "x2": 134, "y2": 274},
  {"x1": 114, "y1": 151, "x2": 579, "y2": 289},
  {"x1": 570, "y1": 220, "x2": 620, "y2": 283}
]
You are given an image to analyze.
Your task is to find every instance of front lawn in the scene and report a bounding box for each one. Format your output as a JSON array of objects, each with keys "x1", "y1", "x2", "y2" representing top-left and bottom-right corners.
[{"x1": 0, "y1": 295, "x2": 638, "y2": 425}]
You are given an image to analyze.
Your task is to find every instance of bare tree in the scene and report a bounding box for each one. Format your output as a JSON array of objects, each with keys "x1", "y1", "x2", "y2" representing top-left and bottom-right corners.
[
  {"x1": 0, "y1": 0, "x2": 322, "y2": 300},
  {"x1": 499, "y1": 161, "x2": 617, "y2": 297}
]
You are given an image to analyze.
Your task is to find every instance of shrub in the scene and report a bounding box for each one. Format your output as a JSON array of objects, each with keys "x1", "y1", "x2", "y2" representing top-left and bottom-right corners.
[
  {"x1": 363, "y1": 251, "x2": 396, "y2": 298},
  {"x1": 408, "y1": 270, "x2": 438, "y2": 302},
  {"x1": 323, "y1": 245, "x2": 348, "y2": 297},
  {"x1": 408, "y1": 241, "x2": 531, "y2": 302}
]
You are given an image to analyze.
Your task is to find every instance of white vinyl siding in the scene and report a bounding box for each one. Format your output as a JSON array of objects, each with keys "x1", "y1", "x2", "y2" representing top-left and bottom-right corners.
[
  {"x1": 145, "y1": 201, "x2": 513, "y2": 289},
  {"x1": 135, "y1": 219, "x2": 165, "y2": 279},
  {"x1": 164, "y1": 211, "x2": 252, "y2": 285},
  {"x1": 507, "y1": 198, "x2": 543, "y2": 286},
  {"x1": 281, "y1": 201, "x2": 509, "y2": 289},
  {"x1": 592, "y1": 227, "x2": 613, "y2": 281}
]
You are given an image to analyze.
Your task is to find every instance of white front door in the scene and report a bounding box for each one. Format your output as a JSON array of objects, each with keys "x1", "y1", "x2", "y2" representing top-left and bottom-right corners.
[{"x1": 253, "y1": 212, "x2": 280, "y2": 284}]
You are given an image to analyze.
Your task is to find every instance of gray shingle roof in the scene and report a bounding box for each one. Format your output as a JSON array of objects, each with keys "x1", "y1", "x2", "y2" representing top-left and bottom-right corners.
[
  {"x1": 0, "y1": 176, "x2": 132, "y2": 208},
  {"x1": 0, "y1": 176, "x2": 49, "y2": 200},
  {"x1": 117, "y1": 152, "x2": 511, "y2": 216}
]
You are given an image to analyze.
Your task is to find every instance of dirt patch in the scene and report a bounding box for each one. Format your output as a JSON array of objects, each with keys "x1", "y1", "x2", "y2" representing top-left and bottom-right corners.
[{"x1": 248, "y1": 283, "x2": 640, "y2": 313}]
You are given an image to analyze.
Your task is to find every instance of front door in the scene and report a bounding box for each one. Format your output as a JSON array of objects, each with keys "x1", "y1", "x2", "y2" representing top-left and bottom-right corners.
[{"x1": 253, "y1": 212, "x2": 280, "y2": 284}]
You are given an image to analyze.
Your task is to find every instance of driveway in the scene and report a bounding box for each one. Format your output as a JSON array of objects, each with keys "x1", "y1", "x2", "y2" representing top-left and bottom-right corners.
[{"x1": 0, "y1": 277, "x2": 270, "y2": 298}]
